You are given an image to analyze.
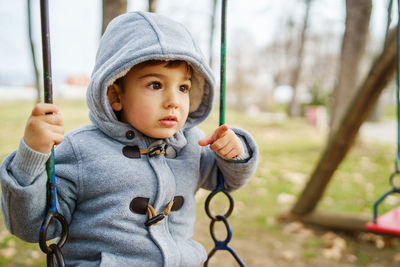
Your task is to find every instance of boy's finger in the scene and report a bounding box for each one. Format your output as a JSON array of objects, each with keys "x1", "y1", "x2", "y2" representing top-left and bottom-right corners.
[
  {"x1": 198, "y1": 125, "x2": 229, "y2": 146},
  {"x1": 42, "y1": 113, "x2": 63, "y2": 126},
  {"x1": 198, "y1": 125, "x2": 230, "y2": 147},
  {"x1": 198, "y1": 130, "x2": 219, "y2": 146},
  {"x1": 198, "y1": 134, "x2": 213, "y2": 146},
  {"x1": 213, "y1": 124, "x2": 229, "y2": 139},
  {"x1": 209, "y1": 134, "x2": 229, "y2": 151},
  {"x1": 198, "y1": 131, "x2": 221, "y2": 147},
  {"x1": 224, "y1": 147, "x2": 241, "y2": 159},
  {"x1": 215, "y1": 145, "x2": 233, "y2": 157},
  {"x1": 48, "y1": 124, "x2": 65, "y2": 135},
  {"x1": 31, "y1": 103, "x2": 59, "y2": 116},
  {"x1": 52, "y1": 133, "x2": 64, "y2": 146},
  {"x1": 217, "y1": 147, "x2": 236, "y2": 159}
]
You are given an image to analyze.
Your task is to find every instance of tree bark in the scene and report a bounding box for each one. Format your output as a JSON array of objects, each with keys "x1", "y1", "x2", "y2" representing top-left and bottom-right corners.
[
  {"x1": 384, "y1": 0, "x2": 394, "y2": 47},
  {"x1": 330, "y1": 0, "x2": 372, "y2": 138},
  {"x1": 288, "y1": 0, "x2": 312, "y2": 117},
  {"x1": 102, "y1": 0, "x2": 127, "y2": 34},
  {"x1": 287, "y1": 210, "x2": 371, "y2": 232},
  {"x1": 292, "y1": 26, "x2": 397, "y2": 216},
  {"x1": 148, "y1": 0, "x2": 157, "y2": 13}
]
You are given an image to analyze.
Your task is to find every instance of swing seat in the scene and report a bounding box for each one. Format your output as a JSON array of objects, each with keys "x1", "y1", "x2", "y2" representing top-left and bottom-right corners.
[{"x1": 365, "y1": 207, "x2": 400, "y2": 235}]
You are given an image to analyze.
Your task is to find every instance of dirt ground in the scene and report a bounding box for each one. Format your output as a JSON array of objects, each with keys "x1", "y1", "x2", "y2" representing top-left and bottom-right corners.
[{"x1": 194, "y1": 218, "x2": 400, "y2": 267}]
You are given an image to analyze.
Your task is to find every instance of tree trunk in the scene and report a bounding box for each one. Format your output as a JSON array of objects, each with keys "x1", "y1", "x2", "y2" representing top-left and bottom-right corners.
[
  {"x1": 288, "y1": 0, "x2": 312, "y2": 117},
  {"x1": 233, "y1": 65, "x2": 247, "y2": 112},
  {"x1": 148, "y1": 0, "x2": 157, "y2": 13},
  {"x1": 291, "y1": 26, "x2": 397, "y2": 216},
  {"x1": 330, "y1": 0, "x2": 372, "y2": 138},
  {"x1": 102, "y1": 0, "x2": 127, "y2": 34},
  {"x1": 27, "y1": 0, "x2": 41, "y2": 103},
  {"x1": 384, "y1": 0, "x2": 393, "y2": 47},
  {"x1": 209, "y1": 0, "x2": 217, "y2": 68},
  {"x1": 368, "y1": 0, "x2": 393, "y2": 122}
]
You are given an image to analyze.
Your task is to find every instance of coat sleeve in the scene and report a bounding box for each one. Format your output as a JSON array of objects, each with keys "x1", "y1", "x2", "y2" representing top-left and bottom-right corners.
[
  {"x1": 197, "y1": 127, "x2": 258, "y2": 192},
  {"x1": 0, "y1": 137, "x2": 79, "y2": 243}
]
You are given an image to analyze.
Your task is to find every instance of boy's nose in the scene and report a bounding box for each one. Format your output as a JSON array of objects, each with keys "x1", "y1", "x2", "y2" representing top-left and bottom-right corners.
[{"x1": 164, "y1": 89, "x2": 179, "y2": 109}]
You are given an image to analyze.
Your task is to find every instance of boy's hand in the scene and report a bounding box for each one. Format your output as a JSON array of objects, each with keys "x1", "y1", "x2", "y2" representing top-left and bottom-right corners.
[
  {"x1": 198, "y1": 124, "x2": 242, "y2": 159},
  {"x1": 24, "y1": 104, "x2": 64, "y2": 154}
]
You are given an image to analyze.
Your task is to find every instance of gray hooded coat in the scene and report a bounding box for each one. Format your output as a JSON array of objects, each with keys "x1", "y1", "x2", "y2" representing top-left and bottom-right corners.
[{"x1": 0, "y1": 12, "x2": 258, "y2": 266}]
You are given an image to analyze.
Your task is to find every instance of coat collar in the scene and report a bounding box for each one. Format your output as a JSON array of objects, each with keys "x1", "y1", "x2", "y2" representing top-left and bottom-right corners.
[{"x1": 90, "y1": 114, "x2": 187, "y2": 155}]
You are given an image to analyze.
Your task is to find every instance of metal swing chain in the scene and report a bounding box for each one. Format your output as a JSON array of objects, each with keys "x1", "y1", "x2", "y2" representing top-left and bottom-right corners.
[
  {"x1": 38, "y1": 0, "x2": 69, "y2": 266},
  {"x1": 204, "y1": 0, "x2": 246, "y2": 266},
  {"x1": 371, "y1": 0, "x2": 400, "y2": 224}
]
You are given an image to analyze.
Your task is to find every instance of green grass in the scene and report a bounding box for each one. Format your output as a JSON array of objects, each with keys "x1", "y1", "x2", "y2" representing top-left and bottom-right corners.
[
  {"x1": 382, "y1": 102, "x2": 397, "y2": 120},
  {"x1": 356, "y1": 251, "x2": 371, "y2": 265},
  {"x1": 0, "y1": 100, "x2": 398, "y2": 265},
  {"x1": 302, "y1": 250, "x2": 318, "y2": 259}
]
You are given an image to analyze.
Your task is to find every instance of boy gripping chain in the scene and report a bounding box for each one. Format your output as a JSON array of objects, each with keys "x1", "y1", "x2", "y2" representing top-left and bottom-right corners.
[{"x1": 0, "y1": 12, "x2": 258, "y2": 266}]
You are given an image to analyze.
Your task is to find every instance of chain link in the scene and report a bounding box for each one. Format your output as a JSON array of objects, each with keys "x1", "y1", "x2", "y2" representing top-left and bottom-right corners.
[{"x1": 204, "y1": 173, "x2": 246, "y2": 266}]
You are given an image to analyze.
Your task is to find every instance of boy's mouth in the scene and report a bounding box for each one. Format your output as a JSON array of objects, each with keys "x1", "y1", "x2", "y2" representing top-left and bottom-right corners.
[{"x1": 159, "y1": 116, "x2": 178, "y2": 127}]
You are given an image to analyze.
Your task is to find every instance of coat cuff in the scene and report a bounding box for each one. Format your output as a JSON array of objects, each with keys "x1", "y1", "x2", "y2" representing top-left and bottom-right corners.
[{"x1": 10, "y1": 138, "x2": 51, "y2": 178}]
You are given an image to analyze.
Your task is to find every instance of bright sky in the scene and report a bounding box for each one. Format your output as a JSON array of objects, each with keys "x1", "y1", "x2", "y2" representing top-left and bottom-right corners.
[{"x1": 0, "y1": 0, "x2": 394, "y2": 86}]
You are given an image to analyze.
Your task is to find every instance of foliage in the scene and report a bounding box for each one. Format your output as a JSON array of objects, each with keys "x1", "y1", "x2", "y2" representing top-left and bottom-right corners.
[{"x1": 307, "y1": 82, "x2": 329, "y2": 107}]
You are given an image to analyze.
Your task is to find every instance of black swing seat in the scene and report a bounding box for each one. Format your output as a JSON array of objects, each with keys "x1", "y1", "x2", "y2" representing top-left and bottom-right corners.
[{"x1": 365, "y1": 207, "x2": 400, "y2": 235}]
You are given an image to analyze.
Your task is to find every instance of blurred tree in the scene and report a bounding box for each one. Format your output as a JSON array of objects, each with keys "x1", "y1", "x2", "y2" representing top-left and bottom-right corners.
[
  {"x1": 261, "y1": 8, "x2": 340, "y2": 113},
  {"x1": 369, "y1": 0, "x2": 395, "y2": 122},
  {"x1": 27, "y1": 0, "x2": 41, "y2": 103},
  {"x1": 230, "y1": 63, "x2": 252, "y2": 112},
  {"x1": 102, "y1": 0, "x2": 127, "y2": 34},
  {"x1": 148, "y1": 0, "x2": 157, "y2": 12},
  {"x1": 292, "y1": 26, "x2": 397, "y2": 216},
  {"x1": 384, "y1": 0, "x2": 394, "y2": 46},
  {"x1": 229, "y1": 30, "x2": 256, "y2": 112},
  {"x1": 288, "y1": 0, "x2": 312, "y2": 117},
  {"x1": 209, "y1": 0, "x2": 217, "y2": 68},
  {"x1": 308, "y1": 82, "x2": 328, "y2": 106},
  {"x1": 330, "y1": 0, "x2": 372, "y2": 138},
  {"x1": 272, "y1": 17, "x2": 296, "y2": 86},
  {"x1": 257, "y1": 15, "x2": 296, "y2": 112}
]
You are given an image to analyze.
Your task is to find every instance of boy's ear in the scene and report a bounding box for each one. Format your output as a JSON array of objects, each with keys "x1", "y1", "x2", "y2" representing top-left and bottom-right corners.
[{"x1": 107, "y1": 84, "x2": 123, "y2": 111}]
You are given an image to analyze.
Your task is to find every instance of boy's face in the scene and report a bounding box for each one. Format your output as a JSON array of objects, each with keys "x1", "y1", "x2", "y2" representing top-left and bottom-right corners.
[{"x1": 108, "y1": 62, "x2": 191, "y2": 139}]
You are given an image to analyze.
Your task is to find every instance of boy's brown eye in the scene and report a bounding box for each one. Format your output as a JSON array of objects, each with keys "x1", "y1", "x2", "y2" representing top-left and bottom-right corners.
[
  {"x1": 149, "y1": 82, "x2": 162, "y2": 90},
  {"x1": 179, "y1": 85, "x2": 190, "y2": 93}
]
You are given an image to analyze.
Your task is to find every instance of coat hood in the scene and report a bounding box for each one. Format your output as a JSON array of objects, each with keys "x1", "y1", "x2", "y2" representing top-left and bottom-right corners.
[{"x1": 86, "y1": 11, "x2": 215, "y2": 148}]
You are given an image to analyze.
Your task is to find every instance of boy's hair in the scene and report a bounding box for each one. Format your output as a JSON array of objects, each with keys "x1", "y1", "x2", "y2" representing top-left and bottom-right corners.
[{"x1": 114, "y1": 60, "x2": 193, "y2": 89}]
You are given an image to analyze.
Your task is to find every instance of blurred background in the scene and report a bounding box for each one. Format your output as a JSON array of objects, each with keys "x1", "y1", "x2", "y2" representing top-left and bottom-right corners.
[
  {"x1": 1, "y1": 0, "x2": 400, "y2": 266},
  {"x1": 0, "y1": 0, "x2": 396, "y2": 118}
]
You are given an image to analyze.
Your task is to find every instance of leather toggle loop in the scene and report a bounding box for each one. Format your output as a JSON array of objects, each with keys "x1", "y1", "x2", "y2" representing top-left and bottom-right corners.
[
  {"x1": 130, "y1": 196, "x2": 184, "y2": 226},
  {"x1": 122, "y1": 145, "x2": 167, "y2": 159},
  {"x1": 142, "y1": 146, "x2": 166, "y2": 157},
  {"x1": 145, "y1": 200, "x2": 174, "y2": 227}
]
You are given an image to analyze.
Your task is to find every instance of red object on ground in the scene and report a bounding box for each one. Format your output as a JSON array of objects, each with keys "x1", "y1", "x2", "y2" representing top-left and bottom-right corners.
[{"x1": 365, "y1": 207, "x2": 400, "y2": 235}]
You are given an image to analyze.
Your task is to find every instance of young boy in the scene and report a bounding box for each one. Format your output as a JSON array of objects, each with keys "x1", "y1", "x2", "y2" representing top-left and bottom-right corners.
[{"x1": 0, "y1": 12, "x2": 258, "y2": 266}]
